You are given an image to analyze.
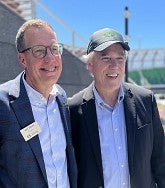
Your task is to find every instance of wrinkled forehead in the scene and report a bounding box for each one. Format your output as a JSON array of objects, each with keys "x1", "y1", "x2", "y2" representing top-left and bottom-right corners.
[
  {"x1": 24, "y1": 26, "x2": 57, "y2": 45},
  {"x1": 25, "y1": 25, "x2": 55, "y2": 36}
]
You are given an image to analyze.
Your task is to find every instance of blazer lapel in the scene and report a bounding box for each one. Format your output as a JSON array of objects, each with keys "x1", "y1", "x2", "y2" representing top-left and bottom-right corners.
[
  {"x1": 9, "y1": 76, "x2": 48, "y2": 183},
  {"x1": 57, "y1": 95, "x2": 77, "y2": 188},
  {"x1": 123, "y1": 84, "x2": 136, "y2": 175},
  {"x1": 81, "y1": 85, "x2": 104, "y2": 178},
  {"x1": 82, "y1": 83, "x2": 137, "y2": 177}
]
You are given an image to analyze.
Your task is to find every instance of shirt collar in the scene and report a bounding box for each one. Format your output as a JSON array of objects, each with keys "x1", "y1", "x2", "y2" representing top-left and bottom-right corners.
[
  {"x1": 22, "y1": 74, "x2": 59, "y2": 105},
  {"x1": 92, "y1": 82, "x2": 124, "y2": 109}
]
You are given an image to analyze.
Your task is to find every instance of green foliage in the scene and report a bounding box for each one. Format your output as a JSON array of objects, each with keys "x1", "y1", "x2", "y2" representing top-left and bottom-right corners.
[
  {"x1": 129, "y1": 67, "x2": 165, "y2": 85},
  {"x1": 129, "y1": 71, "x2": 141, "y2": 85}
]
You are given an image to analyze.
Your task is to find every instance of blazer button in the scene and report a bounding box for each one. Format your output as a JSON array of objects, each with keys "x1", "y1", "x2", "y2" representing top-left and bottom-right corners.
[{"x1": 99, "y1": 186, "x2": 103, "y2": 188}]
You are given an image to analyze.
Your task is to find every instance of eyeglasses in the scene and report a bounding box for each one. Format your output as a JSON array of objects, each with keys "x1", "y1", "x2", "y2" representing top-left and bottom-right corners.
[{"x1": 20, "y1": 43, "x2": 63, "y2": 59}]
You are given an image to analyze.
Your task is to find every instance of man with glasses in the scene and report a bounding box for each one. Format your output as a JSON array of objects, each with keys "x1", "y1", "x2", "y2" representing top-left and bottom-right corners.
[
  {"x1": 68, "y1": 28, "x2": 165, "y2": 188},
  {"x1": 0, "y1": 19, "x2": 77, "y2": 188}
]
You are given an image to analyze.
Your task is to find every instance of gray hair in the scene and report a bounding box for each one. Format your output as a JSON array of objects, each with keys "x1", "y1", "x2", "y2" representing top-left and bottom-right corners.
[
  {"x1": 85, "y1": 51, "x2": 94, "y2": 65},
  {"x1": 15, "y1": 19, "x2": 54, "y2": 52}
]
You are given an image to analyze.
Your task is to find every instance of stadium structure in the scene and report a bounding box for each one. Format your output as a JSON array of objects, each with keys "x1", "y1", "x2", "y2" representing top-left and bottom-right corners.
[{"x1": 1, "y1": 0, "x2": 165, "y2": 71}]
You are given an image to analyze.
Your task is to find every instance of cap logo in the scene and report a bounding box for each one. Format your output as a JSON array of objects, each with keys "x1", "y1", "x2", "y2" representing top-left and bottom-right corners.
[{"x1": 103, "y1": 31, "x2": 118, "y2": 39}]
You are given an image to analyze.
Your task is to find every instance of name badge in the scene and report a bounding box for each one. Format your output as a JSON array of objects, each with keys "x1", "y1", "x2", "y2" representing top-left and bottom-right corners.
[{"x1": 20, "y1": 122, "x2": 41, "y2": 141}]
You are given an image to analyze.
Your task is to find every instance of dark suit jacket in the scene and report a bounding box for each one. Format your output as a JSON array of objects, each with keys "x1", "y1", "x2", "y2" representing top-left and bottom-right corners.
[
  {"x1": 68, "y1": 82, "x2": 165, "y2": 188},
  {"x1": 0, "y1": 73, "x2": 77, "y2": 188}
]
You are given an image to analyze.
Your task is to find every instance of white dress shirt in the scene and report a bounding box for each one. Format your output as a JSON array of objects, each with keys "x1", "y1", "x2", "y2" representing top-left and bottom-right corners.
[
  {"x1": 23, "y1": 78, "x2": 70, "y2": 188},
  {"x1": 93, "y1": 83, "x2": 130, "y2": 188}
]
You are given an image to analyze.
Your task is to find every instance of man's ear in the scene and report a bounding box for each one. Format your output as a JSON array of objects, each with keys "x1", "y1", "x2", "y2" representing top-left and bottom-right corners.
[
  {"x1": 86, "y1": 61, "x2": 93, "y2": 72},
  {"x1": 18, "y1": 53, "x2": 26, "y2": 68}
]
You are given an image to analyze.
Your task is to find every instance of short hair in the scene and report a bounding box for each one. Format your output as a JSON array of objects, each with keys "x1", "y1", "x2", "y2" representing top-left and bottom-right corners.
[
  {"x1": 85, "y1": 51, "x2": 94, "y2": 65},
  {"x1": 15, "y1": 19, "x2": 54, "y2": 52}
]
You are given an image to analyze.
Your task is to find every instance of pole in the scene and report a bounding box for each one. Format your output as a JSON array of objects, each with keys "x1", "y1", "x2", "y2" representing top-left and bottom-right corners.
[
  {"x1": 124, "y1": 6, "x2": 129, "y2": 82},
  {"x1": 33, "y1": 0, "x2": 88, "y2": 47}
]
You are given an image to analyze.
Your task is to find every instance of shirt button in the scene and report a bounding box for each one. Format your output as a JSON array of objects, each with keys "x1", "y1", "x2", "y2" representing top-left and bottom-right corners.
[{"x1": 122, "y1": 182, "x2": 126, "y2": 186}]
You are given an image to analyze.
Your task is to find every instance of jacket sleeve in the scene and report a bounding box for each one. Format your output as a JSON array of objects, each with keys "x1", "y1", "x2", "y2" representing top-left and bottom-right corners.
[{"x1": 151, "y1": 96, "x2": 165, "y2": 187}]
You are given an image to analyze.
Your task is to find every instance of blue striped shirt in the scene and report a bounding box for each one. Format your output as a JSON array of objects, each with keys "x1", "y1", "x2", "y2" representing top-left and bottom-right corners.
[
  {"x1": 93, "y1": 83, "x2": 130, "y2": 188},
  {"x1": 23, "y1": 77, "x2": 70, "y2": 188}
]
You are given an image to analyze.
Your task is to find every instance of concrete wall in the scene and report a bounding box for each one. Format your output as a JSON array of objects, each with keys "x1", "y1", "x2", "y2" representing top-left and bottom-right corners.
[
  {"x1": 59, "y1": 49, "x2": 93, "y2": 96},
  {"x1": 0, "y1": 2, "x2": 92, "y2": 97},
  {"x1": 0, "y1": 3, "x2": 24, "y2": 83}
]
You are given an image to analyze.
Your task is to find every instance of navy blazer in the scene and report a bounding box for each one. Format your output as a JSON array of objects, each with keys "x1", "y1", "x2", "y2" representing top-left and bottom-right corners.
[
  {"x1": 0, "y1": 73, "x2": 77, "y2": 188},
  {"x1": 68, "y1": 82, "x2": 165, "y2": 188}
]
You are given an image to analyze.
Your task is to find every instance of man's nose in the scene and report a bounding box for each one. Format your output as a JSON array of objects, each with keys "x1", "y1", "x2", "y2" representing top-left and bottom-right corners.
[
  {"x1": 108, "y1": 59, "x2": 118, "y2": 66},
  {"x1": 44, "y1": 48, "x2": 54, "y2": 59}
]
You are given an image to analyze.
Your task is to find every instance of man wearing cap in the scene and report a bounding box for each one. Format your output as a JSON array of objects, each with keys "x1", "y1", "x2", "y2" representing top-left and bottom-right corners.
[{"x1": 68, "y1": 28, "x2": 165, "y2": 188}]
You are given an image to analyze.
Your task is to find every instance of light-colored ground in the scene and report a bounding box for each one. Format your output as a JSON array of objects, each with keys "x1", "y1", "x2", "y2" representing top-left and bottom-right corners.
[{"x1": 157, "y1": 99, "x2": 165, "y2": 133}]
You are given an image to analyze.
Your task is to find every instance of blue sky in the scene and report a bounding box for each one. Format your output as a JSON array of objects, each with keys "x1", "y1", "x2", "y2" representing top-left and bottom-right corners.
[{"x1": 36, "y1": 0, "x2": 165, "y2": 50}]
